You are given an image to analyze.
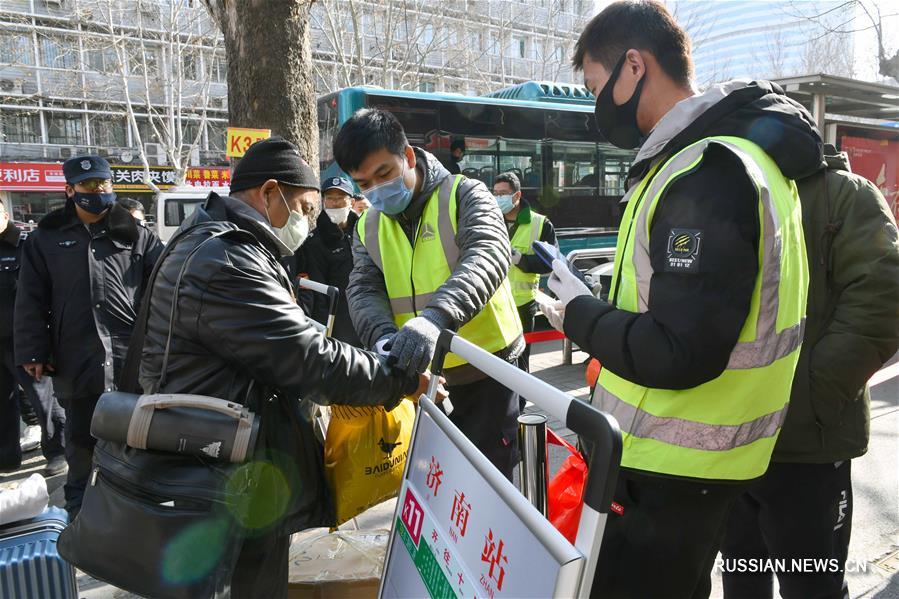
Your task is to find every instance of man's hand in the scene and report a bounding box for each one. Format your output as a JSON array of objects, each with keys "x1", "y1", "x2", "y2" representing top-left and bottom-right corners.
[
  {"x1": 389, "y1": 315, "x2": 442, "y2": 375},
  {"x1": 510, "y1": 249, "x2": 522, "y2": 266},
  {"x1": 548, "y1": 259, "x2": 592, "y2": 306},
  {"x1": 23, "y1": 363, "x2": 53, "y2": 381},
  {"x1": 352, "y1": 195, "x2": 371, "y2": 215},
  {"x1": 412, "y1": 371, "x2": 449, "y2": 403},
  {"x1": 541, "y1": 299, "x2": 566, "y2": 333}
]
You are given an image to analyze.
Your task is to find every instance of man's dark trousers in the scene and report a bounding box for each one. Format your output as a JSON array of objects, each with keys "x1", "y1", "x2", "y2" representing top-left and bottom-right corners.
[
  {"x1": 516, "y1": 301, "x2": 538, "y2": 373},
  {"x1": 591, "y1": 469, "x2": 747, "y2": 598},
  {"x1": 721, "y1": 461, "x2": 852, "y2": 599},
  {"x1": 58, "y1": 394, "x2": 101, "y2": 518},
  {"x1": 0, "y1": 344, "x2": 65, "y2": 470},
  {"x1": 444, "y1": 375, "x2": 519, "y2": 481},
  {"x1": 231, "y1": 530, "x2": 289, "y2": 598}
]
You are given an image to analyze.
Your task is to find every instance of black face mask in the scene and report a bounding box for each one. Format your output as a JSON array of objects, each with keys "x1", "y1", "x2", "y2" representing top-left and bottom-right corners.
[{"x1": 594, "y1": 52, "x2": 647, "y2": 149}]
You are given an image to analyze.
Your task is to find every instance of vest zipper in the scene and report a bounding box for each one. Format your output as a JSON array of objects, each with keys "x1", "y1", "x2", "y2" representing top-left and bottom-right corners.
[{"x1": 409, "y1": 217, "x2": 424, "y2": 316}]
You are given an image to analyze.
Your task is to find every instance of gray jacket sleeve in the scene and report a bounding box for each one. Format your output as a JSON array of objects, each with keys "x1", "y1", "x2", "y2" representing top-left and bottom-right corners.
[
  {"x1": 423, "y1": 178, "x2": 511, "y2": 328},
  {"x1": 346, "y1": 225, "x2": 399, "y2": 349}
]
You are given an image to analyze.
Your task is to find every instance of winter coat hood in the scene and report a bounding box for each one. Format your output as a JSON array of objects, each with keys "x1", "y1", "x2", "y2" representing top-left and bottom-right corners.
[{"x1": 632, "y1": 80, "x2": 824, "y2": 182}]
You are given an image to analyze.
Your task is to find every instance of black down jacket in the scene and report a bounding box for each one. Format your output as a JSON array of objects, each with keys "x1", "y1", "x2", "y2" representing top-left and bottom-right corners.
[
  {"x1": 138, "y1": 192, "x2": 418, "y2": 535},
  {"x1": 15, "y1": 201, "x2": 163, "y2": 399}
]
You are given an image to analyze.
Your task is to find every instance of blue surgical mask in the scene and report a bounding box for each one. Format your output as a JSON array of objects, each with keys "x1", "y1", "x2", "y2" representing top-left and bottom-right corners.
[
  {"x1": 365, "y1": 162, "x2": 413, "y2": 216},
  {"x1": 72, "y1": 191, "x2": 116, "y2": 214},
  {"x1": 495, "y1": 194, "x2": 516, "y2": 214}
]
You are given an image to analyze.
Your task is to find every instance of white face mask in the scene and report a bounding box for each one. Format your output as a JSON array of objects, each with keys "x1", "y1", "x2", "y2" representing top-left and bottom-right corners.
[
  {"x1": 268, "y1": 187, "x2": 309, "y2": 251},
  {"x1": 325, "y1": 206, "x2": 351, "y2": 225}
]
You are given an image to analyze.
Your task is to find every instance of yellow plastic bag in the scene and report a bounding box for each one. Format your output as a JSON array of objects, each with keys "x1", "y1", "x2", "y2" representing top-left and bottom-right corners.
[{"x1": 324, "y1": 401, "x2": 415, "y2": 525}]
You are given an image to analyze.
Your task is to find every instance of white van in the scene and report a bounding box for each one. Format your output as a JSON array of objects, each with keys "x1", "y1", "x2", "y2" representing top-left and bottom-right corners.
[{"x1": 154, "y1": 185, "x2": 229, "y2": 243}]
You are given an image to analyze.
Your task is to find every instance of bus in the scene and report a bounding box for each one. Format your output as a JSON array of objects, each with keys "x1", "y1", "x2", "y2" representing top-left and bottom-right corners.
[{"x1": 317, "y1": 81, "x2": 636, "y2": 258}]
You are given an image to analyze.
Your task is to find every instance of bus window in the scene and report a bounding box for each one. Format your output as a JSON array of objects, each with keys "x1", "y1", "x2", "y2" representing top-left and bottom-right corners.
[
  {"x1": 539, "y1": 141, "x2": 621, "y2": 230},
  {"x1": 318, "y1": 95, "x2": 340, "y2": 172},
  {"x1": 551, "y1": 141, "x2": 597, "y2": 189},
  {"x1": 498, "y1": 139, "x2": 542, "y2": 191},
  {"x1": 462, "y1": 137, "x2": 498, "y2": 187},
  {"x1": 595, "y1": 144, "x2": 633, "y2": 196}
]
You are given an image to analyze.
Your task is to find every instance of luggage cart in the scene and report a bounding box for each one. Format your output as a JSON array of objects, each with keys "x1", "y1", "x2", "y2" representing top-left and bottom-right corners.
[
  {"x1": 381, "y1": 330, "x2": 621, "y2": 598},
  {"x1": 296, "y1": 278, "x2": 340, "y2": 441},
  {"x1": 296, "y1": 278, "x2": 340, "y2": 337}
]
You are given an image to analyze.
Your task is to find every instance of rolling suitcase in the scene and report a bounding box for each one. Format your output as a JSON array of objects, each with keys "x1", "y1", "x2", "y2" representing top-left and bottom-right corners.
[{"x1": 0, "y1": 507, "x2": 77, "y2": 599}]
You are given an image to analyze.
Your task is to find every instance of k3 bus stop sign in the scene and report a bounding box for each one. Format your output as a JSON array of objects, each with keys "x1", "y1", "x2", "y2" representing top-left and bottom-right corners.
[{"x1": 380, "y1": 332, "x2": 622, "y2": 599}]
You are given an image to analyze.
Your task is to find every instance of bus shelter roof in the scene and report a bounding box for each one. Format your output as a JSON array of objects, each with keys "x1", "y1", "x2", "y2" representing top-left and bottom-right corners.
[{"x1": 774, "y1": 73, "x2": 899, "y2": 121}]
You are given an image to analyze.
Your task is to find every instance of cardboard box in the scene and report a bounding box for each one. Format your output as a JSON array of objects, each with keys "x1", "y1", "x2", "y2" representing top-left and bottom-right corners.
[{"x1": 287, "y1": 529, "x2": 388, "y2": 599}]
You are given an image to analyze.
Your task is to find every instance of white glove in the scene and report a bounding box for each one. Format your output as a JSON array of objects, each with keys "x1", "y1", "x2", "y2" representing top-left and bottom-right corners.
[
  {"x1": 542, "y1": 299, "x2": 566, "y2": 333},
  {"x1": 510, "y1": 249, "x2": 522, "y2": 266},
  {"x1": 548, "y1": 259, "x2": 592, "y2": 306}
]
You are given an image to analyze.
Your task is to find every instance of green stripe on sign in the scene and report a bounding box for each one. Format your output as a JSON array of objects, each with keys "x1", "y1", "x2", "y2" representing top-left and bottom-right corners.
[{"x1": 396, "y1": 517, "x2": 456, "y2": 598}]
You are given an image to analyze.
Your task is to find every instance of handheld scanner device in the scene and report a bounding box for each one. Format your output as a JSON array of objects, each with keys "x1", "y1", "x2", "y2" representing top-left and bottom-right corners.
[{"x1": 531, "y1": 240, "x2": 589, "y2": 284}]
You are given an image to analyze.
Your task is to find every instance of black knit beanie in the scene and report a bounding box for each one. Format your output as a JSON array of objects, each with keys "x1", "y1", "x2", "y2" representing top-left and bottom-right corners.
[{"x1": 230, "y1": 136, "x2": 320, "y2": 193}]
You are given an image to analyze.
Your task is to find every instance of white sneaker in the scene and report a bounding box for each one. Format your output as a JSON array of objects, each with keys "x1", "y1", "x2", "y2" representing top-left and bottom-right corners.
[{"x1": 19, "y1": 425, "x2": 41, "y2": 452}]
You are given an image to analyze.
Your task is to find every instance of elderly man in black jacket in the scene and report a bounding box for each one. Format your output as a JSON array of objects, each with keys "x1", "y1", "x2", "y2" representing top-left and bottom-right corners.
[
  {"x1": 15, "y1": 155, "x2": 163, "y2": 517},
  {"x1": 137, "y1": 137, "x2": 434, "y2": 598}
]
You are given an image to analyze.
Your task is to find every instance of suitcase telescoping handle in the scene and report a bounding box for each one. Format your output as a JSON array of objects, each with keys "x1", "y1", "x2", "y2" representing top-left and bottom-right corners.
[
  {"x1": 427, "y1": 330, "x2": 622, "y2": 599},
  {"x1": 297, "y1": 278, "x2": 340, "y2": 337}
]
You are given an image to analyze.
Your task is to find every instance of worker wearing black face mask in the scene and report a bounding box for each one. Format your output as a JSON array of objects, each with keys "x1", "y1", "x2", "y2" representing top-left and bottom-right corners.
[
  {"x1": 545, "y1": 2, "x2": 822, "y2": 597},
  {"x1": 14, "y1": 155, "x2": 164, "y2": 518}
]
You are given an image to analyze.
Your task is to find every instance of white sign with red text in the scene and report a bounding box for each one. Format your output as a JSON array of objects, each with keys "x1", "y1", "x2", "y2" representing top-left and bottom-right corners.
[{"x1": 380, "y1": 400, "x2": 583, "y2": 599}]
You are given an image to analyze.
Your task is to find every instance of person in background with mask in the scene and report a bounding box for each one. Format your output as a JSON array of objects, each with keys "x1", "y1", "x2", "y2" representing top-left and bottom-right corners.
[
  {"x1": 14, "y1": 155, "x2": 163, "y2": 518},
  {"x1": 0, "y1": 201, "x2": 66, "y2": 477},
  {"x1": 296, "y1": 176, "x2": 364, "y2": 345},
  {"x1": 337, "y1": 109, "x2": 524, "y2": 480},
  {"x1": 492, "y1": 172, "x2": 557, "y2": 374},
  {"x1": 137, "y1": 137, "x2": 436, "y2": 597}
]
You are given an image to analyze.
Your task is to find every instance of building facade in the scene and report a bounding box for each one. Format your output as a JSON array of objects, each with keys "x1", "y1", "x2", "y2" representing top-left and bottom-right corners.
[
  {"x1": 0, "y1": 0, "x2": 590, "y2": 223},
  {"x1": 668, "y1": 0, "x2": 855, "y2": 87}
]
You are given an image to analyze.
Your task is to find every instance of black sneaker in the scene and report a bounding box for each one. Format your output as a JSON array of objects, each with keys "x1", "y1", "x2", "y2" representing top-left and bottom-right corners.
[{"x1": 45, "y1": 455, "x2": 68, "y2": 477}]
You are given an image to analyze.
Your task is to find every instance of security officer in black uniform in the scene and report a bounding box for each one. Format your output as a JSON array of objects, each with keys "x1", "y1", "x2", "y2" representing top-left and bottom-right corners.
[
  {"x1": 296, "y1": 176, "x2": 362, "y2": 345},
  {"x1": 14, "y1": 155, "x2": 164, "y2": 517},
  {"x1": 0, "y1": 201, "x2": 66, "y2": 474}
]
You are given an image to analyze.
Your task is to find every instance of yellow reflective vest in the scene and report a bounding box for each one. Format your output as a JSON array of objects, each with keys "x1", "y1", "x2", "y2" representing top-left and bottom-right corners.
[
  {"x1": 508, "y1": 209, "x2": 547, "y2": 307},
  {"x1": 594, "y1": 136, "x2": 808, "y2": 481},
  {"x1": 357, "y1": 175, "x2": 522, "y2": 369}
]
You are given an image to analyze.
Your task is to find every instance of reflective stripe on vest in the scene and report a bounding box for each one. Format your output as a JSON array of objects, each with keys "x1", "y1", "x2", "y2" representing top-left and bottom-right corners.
[
  {"x1": 596, "y1": 136, "x2": 808, "y2": 481},
  {"x1": 358, "y1": 175, "x2": 522, "y2": 369},
  {"x1": 508, "y1": 212, "x2": 546, "y2": 305}
]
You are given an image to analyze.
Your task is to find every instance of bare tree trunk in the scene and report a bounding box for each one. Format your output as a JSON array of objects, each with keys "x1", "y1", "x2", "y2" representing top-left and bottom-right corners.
[{"x1": 204, "y1": 0, "x2": 318, "y2": 165}]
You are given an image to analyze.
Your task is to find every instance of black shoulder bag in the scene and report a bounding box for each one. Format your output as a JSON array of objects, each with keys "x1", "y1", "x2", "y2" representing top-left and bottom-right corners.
[{"x1": 59, "y1": 225, "x2": 261, "y2": 599}]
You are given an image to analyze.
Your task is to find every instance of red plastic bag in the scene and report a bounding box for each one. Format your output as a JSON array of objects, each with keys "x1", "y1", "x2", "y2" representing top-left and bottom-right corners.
[
  {"x1": 547, "y1": 428, "x2": 587, "y2": 544},
  {"x1": 585, "y1": 358, "x2": 602, "y2": 388}
]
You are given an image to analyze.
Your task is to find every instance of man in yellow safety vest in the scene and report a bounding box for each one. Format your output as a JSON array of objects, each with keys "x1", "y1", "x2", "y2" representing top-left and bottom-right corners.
[
  {"x1": 492, "y1": 172, "x2": 558, "y2": 376},
  {"x1": 542, "y1": 1, "x2": 822, "y2": 596},
  {"x1": 334, "y1": 109, "x2": 525, "y2": 479}
]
